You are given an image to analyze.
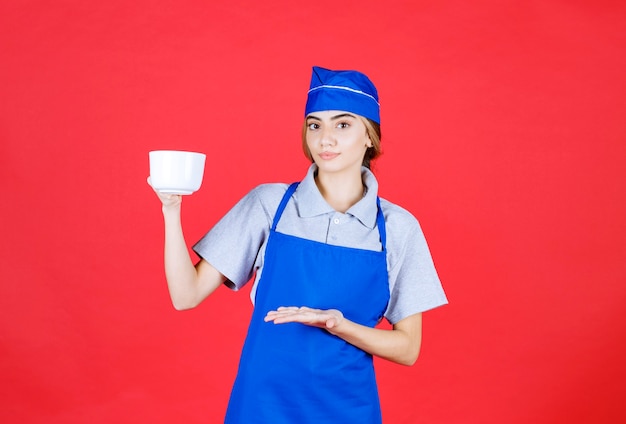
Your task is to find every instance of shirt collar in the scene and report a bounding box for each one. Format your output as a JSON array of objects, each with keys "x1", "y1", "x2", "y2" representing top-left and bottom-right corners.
[{"x1": 295, "y1": 164, "x2": 380, "y2": 229}]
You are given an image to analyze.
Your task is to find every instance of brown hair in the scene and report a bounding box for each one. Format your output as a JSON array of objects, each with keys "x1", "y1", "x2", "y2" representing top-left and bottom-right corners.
[{"x1": 301, "y1": 117, "x2": 382, "y2": 169}]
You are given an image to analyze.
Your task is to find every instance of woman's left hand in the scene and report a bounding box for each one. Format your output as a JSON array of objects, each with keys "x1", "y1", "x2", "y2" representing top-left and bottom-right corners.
[
  {"x1": 266, "y1": 307, "x2": 423, "y2": 366},
  {"x1": 264, "y1": 306, "x2": 344, "y2": 331}
]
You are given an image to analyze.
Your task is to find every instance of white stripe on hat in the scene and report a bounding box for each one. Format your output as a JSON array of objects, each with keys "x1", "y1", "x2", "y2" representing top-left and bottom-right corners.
[{"x1": 307, "y1": 85, "x2": 380, "y2": 106}]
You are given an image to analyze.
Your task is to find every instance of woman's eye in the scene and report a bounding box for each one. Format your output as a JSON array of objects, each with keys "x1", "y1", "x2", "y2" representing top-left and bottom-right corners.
[
  {"x1": 307, "y1": 123, "x2": 320, "y2": 130},
  {"x1": 337, "y1": 122, "x2": 350, "y2": 129}
]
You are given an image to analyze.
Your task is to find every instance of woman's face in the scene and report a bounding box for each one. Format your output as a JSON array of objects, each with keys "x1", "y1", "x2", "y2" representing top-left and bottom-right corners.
[{"x1": 305, "y1": 110, "x2": 372, "y2": 176}]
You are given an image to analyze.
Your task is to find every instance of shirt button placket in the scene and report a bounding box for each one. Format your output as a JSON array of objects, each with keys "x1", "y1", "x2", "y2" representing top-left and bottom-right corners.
[{"x1": 328, "y1": 215, "x2": 341, "y2": 243}]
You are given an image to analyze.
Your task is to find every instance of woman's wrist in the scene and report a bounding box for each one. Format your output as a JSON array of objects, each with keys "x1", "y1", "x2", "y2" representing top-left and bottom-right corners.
[{"x1": 162, "y1": 203, "x2": 182, "y2": 219}]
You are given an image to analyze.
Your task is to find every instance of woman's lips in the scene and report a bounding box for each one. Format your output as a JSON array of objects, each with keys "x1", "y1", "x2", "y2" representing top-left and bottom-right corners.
[{"x1": 319, "y1": 152, "x2": 339, "y2": 160}]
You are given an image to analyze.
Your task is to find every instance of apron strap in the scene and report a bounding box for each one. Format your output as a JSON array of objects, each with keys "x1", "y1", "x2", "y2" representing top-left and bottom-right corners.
[
  {"x1": 375, "y1": 197, "x2": 387, "y2": 251},
  {"x1": 271, "y1": 182, "x2": 300, "y2": 231}
]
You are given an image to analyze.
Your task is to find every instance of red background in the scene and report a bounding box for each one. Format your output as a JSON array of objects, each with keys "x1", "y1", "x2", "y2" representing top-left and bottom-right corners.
[{"x1": 2, "y1": 1, "x2": 625, "y2": 423}]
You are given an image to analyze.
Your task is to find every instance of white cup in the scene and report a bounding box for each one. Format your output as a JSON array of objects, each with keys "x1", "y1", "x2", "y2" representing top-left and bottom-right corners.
[{"x1": 149, "y1": 150, "x2": 206, "y2": 195}]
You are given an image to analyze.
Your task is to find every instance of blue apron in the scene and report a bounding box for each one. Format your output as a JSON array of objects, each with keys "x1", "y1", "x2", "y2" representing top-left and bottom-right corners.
[{"x1": 225, "y1": 182, "x2": 390, "y2": 423}]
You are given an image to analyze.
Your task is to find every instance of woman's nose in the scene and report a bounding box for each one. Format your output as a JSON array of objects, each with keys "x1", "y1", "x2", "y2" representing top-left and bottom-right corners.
[{"x1": 320, "y1": 128, "x2": 336, "y2": 147}]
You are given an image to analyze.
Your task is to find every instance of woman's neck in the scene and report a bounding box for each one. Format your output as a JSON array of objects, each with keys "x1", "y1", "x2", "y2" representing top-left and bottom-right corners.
[{"x1": 315, "y1": 169, "x2": 365, "y2": 213}]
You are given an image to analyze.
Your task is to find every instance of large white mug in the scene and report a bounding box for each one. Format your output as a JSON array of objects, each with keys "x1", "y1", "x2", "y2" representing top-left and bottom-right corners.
[{"x1": 149, "y1": 150, "x2": 206, "y2": 195}]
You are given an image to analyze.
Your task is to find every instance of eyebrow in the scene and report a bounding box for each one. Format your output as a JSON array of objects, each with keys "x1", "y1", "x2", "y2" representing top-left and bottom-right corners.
[{"x1": 307, "y1": 113, "x2": 357, "y2": 121}]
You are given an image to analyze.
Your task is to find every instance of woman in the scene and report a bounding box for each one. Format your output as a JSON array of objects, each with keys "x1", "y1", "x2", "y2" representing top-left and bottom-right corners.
[{"x1": 151, "y1": 66, "x2": 447, "y2": 423}]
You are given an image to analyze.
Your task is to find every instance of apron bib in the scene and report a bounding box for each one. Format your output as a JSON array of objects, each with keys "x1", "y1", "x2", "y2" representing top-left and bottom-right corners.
[{"x1": 225, "y1": 182, "x2": 390, "y2": 423}]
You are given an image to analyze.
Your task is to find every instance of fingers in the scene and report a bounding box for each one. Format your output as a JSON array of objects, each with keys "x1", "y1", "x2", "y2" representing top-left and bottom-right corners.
[
  {"x1": 264, "y1": 306, "x2": 343, "y2": 330},
  {"x1": 276, "y1": 306, "x2": 311, "y2": 312},
  {"x1": 264, "y1": 306, "x2": 313, "y2": 322},
  {"x1": 264, "y1": 306, "x2": 312, "y2": 319},
  {"x1": 148, "y1": 176, "x2": 182, "y2": 207}
]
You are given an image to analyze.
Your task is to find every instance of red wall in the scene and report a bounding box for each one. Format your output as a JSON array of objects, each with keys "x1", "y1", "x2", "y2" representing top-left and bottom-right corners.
[{"x1": 2, "y1": 1, "x2": 625, "y2": 423}]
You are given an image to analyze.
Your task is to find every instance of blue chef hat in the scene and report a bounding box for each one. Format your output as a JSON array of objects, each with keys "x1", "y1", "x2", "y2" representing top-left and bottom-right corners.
[{"x1": 305, "y1": 66, "x2": 380, "y2": 124}]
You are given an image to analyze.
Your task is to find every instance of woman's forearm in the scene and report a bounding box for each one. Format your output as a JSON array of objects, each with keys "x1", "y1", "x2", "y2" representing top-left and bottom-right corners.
[
  {"x1": 162, "y1": 206, "x2": 199, "y2": 309},
  {"x1": 264, "y1": 307, "x2": 422, "y2": 366},
  {"x1": 329, "y1": 314, "x2": 422, "y2": 366},
  {"x1": 162, "y1": 205, "x2": 224, "y2": 310}
]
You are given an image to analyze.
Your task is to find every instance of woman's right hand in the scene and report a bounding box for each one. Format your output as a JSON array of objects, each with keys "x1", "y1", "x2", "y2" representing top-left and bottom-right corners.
[{"x1": 147, "y1": 177, "x2": 182, "y2": 210}]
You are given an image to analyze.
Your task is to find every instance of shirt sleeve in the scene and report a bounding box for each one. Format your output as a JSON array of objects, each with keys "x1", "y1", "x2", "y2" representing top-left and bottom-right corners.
[
  {"x1": 384, "y1": 208, "x2": 448, "y2": 324},
  {"x1": 192, "y1": 184, "x2": 281, "y2": 290}
]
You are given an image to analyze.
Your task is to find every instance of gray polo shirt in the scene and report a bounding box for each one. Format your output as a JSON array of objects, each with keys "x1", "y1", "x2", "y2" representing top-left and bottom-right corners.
[{"x1": 193, "y1": 164, "x2": 447, "y2": 324}]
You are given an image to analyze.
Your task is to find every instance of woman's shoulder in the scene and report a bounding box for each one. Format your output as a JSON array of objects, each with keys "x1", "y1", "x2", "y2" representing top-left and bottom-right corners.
[
  {"x1": 378, "y1": 197, "x2": 421, "y2": 229},
  {"x1": 377, "y1": 197, "x2": 429, "y2": 251},
  {"x1": 248, "y1": 182, "x2": 290, "y2": 199},
  {"x1": 245, "y1": 182, "x2": 291, "y2": 213},
  {"x1": 218, "y1": 183, "x2": 291, "y2": 228}
]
